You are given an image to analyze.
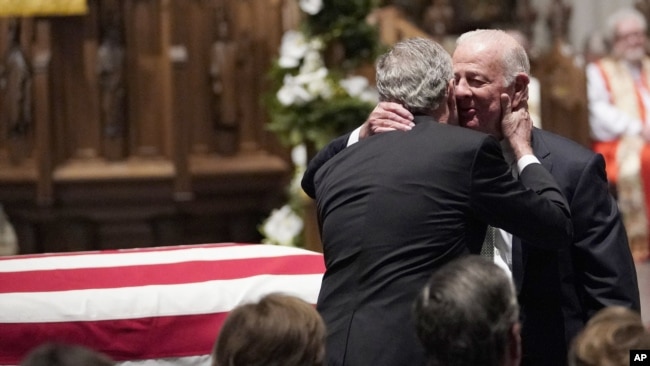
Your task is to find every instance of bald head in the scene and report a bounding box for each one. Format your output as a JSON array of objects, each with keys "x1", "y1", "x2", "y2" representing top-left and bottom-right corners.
[
  {"x1": 452, "y1": 29, "x2": 531, "y2": 138},
  {"x1": 456, "y1": 29, "x2": 530, "y2": 86}
]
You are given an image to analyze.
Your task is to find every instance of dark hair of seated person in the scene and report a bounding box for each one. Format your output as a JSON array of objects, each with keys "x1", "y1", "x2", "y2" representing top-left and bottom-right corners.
[
  {"x1": 212, "y1": 293, "x2": 325, "y2": 366},
  {"x1": 413, "y1": 255, "x2": 521, "y2": 366},
  {"x1": 20, "y1": 342, "x2": 114, "y2": 366}
]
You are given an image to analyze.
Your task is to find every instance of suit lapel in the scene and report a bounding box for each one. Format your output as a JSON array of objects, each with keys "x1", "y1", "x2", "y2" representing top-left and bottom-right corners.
[{"x1": 532, "y1": 129, "x2": 553, "y2": 172}]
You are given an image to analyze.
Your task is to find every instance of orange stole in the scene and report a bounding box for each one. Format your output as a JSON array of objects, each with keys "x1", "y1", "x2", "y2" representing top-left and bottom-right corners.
[
  {"x1": 594, "y1": 59, "x2": 650, "y2": 261},
  {"x1": 593, "y1": 141, "x2": 619, "y2": 184},
  {"x1": 595, "y1": 140, "x2": 650, "y2": 220}
]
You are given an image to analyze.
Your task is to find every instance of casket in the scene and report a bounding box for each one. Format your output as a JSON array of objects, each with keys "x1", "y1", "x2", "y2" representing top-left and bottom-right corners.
[{"x1": 0, "y1": 243, "x2": 325, "y2": 366}]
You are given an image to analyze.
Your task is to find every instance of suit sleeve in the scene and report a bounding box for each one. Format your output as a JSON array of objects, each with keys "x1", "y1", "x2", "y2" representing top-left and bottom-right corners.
[
  {"x1": 570, "y1": 153, "x2": 641, "y2": 313},
  {"x1": 301, "y1": 133, "x2": 351, "y2": 198},
  {"x1": 471, "y1": 136, "x2": 573, "y2": 249}
]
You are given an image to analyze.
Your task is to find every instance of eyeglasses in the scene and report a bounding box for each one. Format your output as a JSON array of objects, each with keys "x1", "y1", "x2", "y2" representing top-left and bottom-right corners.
[{"x1": 615, "y1": 30, "x2": 646, "y2": 41}]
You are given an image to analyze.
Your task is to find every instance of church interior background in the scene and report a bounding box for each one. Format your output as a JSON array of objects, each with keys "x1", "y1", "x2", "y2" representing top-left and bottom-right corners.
[{"x1": 0, "y1": 0, "x2": 645, "y2": 254}]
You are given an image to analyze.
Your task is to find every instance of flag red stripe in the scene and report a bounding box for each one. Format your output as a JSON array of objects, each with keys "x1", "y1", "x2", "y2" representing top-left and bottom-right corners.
[
  {"x1": 0, "y1": 255, "x2": 325, "y2": 293},
  {"x1": 0, "y1": 312, "x2": 229, "y2": 364}
]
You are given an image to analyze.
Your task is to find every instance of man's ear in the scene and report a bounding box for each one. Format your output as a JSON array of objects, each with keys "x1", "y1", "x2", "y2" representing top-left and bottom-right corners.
[{"x1": 511, "y1": 73, "x2": 530, "y2": 110}]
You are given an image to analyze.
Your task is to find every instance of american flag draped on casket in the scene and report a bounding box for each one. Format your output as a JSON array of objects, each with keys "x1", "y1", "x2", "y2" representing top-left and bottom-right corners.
[{"x1": 0, "y1": 243, "x2": 325, "y2": 366}]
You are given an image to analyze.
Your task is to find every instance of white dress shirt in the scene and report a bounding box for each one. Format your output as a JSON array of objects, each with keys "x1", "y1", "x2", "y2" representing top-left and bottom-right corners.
[
  {"x1": 493, "y1": 228, "x2": 513, "y2": 275},
  {"x1": 490, "y1": 145, "x2": 518, "y2": 276}
]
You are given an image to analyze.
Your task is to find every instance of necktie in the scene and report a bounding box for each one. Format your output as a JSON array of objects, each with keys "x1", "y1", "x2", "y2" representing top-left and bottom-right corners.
[{"x1": 481, "y1": 225, "x2": 496, "y2": 259}]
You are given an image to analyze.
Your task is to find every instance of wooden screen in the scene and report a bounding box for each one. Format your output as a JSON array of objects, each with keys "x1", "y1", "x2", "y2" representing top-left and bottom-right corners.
[{"x1": 0, "y1": 0, "x2": 292, "y2": 253}]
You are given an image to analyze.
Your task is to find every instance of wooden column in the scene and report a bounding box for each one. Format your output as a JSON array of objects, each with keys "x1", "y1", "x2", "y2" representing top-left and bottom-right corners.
[
  {"x1": 124, "y1": 0, "x2": 167, "y2": 158},
  {"x1": 166, "y1": 0, "x2": 192, "y2": 200},
  {"x1": 32, "y1": 19, "x2": 53, "y2": 206}
]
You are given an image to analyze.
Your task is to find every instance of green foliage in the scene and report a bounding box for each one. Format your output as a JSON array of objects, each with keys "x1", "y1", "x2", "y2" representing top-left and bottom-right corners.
[
  {"x1": 264, "y1": 0, "x2": 383, "y2": 150},
  {"x1": 303, "y1": 0, "x2": 382, "y2": 67},
  {"x1": 265, "y1": 73, "x2": 374, "y2": 150},
  {"x1": 261, "y1": 0, "x2": 384, "y2": 247}
]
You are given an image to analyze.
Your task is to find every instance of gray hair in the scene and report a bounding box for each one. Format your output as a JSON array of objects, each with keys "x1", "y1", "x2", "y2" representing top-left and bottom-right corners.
[
  {"x1": 413, "y1": 255, "x2": 519, "y2": 366},
  {"x1": 375, "y1": 37, "x2": 453, "y2": 114},
  {"x1": 604, "y1": 7, "x2": 647, "y2": 44},
  {"x1": 457, "y1": 29, "x2": 530, "y2": 87}
]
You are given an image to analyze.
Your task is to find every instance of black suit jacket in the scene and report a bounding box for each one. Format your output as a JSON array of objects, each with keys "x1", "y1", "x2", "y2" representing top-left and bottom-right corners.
[
  {"x1": 514, "y1": 129, "x2": 640, "y2": 366},
  {"x1": 304, "y1": 126, "x2": 640, "y2": 366},
  {"x1": 308, "y1": 117, "x2": 573, "y2": 366}
]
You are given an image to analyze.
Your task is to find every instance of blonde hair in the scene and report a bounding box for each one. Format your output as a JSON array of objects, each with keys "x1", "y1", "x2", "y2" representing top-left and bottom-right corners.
[{"x1": 568, "y1": 306, "x2": 650, "y2": 366}]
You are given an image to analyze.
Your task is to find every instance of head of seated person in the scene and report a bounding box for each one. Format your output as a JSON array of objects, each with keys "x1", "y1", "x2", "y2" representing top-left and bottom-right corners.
[
  {"x1": 603, "y1": 7, "x2": 647, "y2": 63},
  {"x1": 568, "y1": 306, "x2": 650, "y2": 366},
  {"x1": 20, "y1": 342, "x2": 114, "y2": 366},
  {"x1": 413, "y1": 255, "x2": 521, "y2": 366},
  {"x1": 212, "y1": 293, "x2": 325, "y2": 366}
]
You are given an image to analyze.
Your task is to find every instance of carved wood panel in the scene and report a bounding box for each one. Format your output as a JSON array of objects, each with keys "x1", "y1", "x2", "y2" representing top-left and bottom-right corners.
[{"x1": 0, "y1": 0, "x2": 290, "y2": 254}]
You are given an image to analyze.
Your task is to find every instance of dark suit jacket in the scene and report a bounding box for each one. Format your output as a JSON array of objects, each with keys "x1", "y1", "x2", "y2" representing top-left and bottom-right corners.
[
  {"x1": 304, "y1": 126, "x2": 640, "y2": 366},
  {"x1": 308, "y1": 117, "x2": 573, "y2": 366},
  {"x1": 515, "y1": 129, "x2": 640, "y2": 366}
]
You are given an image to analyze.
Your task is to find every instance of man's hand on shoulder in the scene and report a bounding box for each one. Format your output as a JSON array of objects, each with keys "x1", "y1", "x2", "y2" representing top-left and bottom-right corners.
[{"x1": 359, "y1": 102, "x2": 415, "y2": 139}]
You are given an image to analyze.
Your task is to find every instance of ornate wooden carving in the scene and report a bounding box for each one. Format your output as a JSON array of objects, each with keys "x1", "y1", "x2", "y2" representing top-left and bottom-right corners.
[
  {"x1": 546, "y1": 0, "x2": 572, "y2": 44},
  {"x1": 515, "y1": 0, "x2": 537, "y2": 43},
  {"x1": 210, "y1": 0, "x2": 239, "y2": 155},
  {"x1": 1, "y1": 19, "x2": 32, "y2": 165},
  {"x1": 536, "y1": 0, "x2": 591, "y2": 148},
  {"x1": 32, "y1": 19, "x2": 53, "y2": 206},
  {"x1": 423, "y1": 0, "x2": 454, "y2": 40},
  {"x1": 368, "y1": 5, "x2": 431, "y2": 46},
  {"x1": 98, "y1": 0, "x2": 127, "y2": 161},
  {"x1": 0, "y1": 0, "x2": 290, "y2": 254}
]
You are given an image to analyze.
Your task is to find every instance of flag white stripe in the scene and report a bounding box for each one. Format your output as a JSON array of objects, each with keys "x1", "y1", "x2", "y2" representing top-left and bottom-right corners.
[
  {"x1": 2, "y1": 354, "x2": 212, "y2": 366},
  {"x1": 117, "y1": 355, "x2": 211, "y2": 366},
  {"x1": 0, "y1": 244, "x2": 320, "y2": 272},
  {"x1": 0, "y1": 274, "x2": 323, "y2": 323}
]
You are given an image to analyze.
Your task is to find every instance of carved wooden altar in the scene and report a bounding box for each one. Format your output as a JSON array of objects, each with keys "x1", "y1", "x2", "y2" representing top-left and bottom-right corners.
[
  {"x1": 0, "y1": 0, "x2": 292, "y2": 253},
  {"x1": 535, "y1": 0, "x2": 591, "y2": 148}
]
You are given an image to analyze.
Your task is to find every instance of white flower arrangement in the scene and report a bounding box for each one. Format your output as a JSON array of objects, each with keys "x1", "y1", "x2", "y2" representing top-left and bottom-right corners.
[
  {"x1": 260, "y1": 0, "x2": 382, "y2": 248},
  {"x1": 340, "y1": 75, "x2": 379, "y2": 104},
  {"x1": 259, "y1": 145, "x2": 307, "y2": 247},
  {"x1": 260, "y1": 204, "x2": 304, "y2": 247},
  {"x1": 299, "y1": 0, "x2": 323, "y2": 15}
]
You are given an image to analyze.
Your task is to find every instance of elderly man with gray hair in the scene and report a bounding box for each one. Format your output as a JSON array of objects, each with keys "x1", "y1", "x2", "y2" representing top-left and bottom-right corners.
[
  {"x1": 414, "y1": 256, "x2": 521, "y2": 366},
  {"x1": 587, "y1": 7, "x2": 650, "y2": 262}
]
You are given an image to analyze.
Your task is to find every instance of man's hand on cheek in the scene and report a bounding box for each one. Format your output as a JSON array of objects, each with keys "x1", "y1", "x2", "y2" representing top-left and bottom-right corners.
[{"x1": 500, "y1": 93, "x2": 533, "y2": 157}]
